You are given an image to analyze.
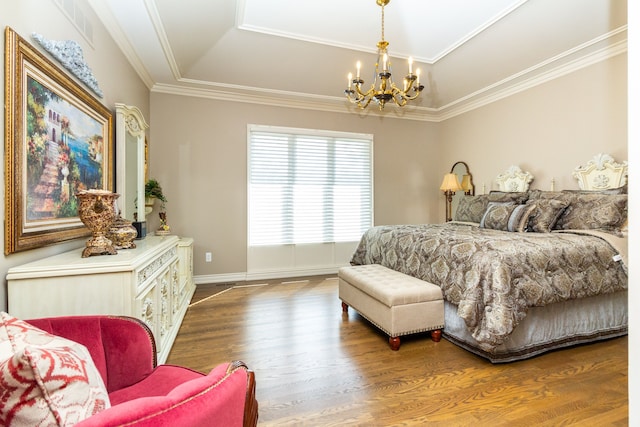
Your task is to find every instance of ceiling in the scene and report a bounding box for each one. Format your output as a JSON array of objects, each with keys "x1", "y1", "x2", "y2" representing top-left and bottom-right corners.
[{"x1": 89, "y1": 0, "x2": 627, "y2": 120}]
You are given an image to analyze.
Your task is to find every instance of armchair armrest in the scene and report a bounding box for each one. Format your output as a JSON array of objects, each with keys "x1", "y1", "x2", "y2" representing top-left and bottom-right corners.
[
  {"x1": 76, "y1": 361, "x2": 258, "y2": 427},
  {"x1": 26, "y1": 315, "x2": 156, "y2": 393}
]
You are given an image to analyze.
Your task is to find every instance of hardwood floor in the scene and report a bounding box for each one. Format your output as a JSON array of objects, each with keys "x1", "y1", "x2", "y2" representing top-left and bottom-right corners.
[{"x1": 167, "y1": 276, "x2": 628, "y2": 426}]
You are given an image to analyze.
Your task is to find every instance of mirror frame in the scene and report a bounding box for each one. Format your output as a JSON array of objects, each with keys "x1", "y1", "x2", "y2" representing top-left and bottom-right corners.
[
  {"x1": 115, "y1": 103, "x2": 149, "y2": 222},
  {"x1": 450, "y1": 161, "x2": 474, "y2": 195}
]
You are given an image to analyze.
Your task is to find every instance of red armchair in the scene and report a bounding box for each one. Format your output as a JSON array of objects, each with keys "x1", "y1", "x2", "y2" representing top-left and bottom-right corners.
[{"x1": 25, "y1": 315, "x2": 258, "y2": 427}]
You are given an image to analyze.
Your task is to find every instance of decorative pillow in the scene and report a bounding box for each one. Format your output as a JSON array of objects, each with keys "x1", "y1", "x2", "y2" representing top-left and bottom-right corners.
[
  {"x1": 526, "y1": 199, "x2": 570, "y2": 233},
  {"x1": 527, "y1": 189, "x2": 573, "y2": 203},
  {"x1": 489, "y1": 191, "x2": 530, "y2": 204},
  {"x1": 454, "y1": 196, "x2": 488, "y2": 223},
  {"x1": 562, "y1": 183, "x2": 627, "y2": 195},
  {"x1": 0, "y1": 312, "x2": 110, "y2": 426},
  {"x1": 454, "y1": 192, "x2": 528, "y2": 223},
  {"x1": 480, "y1": 202, "x2": 534, "y2": 232},
  {"x1": 554, "y1": 194, "x2": 628, "y2": 232}
]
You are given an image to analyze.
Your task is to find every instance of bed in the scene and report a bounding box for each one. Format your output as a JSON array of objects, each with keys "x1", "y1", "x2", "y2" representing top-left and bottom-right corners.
[{"x1": 350, "y1": 154, "x2": 628, "y2": 362}]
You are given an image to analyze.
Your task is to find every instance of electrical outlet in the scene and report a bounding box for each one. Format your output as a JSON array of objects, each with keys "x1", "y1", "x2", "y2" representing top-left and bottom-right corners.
[{"x1": 205, "y1": 252, "x2": 212, "y2": 262}]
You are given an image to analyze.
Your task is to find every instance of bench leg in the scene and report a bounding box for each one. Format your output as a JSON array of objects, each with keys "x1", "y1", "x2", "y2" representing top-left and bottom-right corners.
[
  {"x1": 341, "y1": 301, "x2": 349, "y2": 313},
  {"x1": 389, "y1": 336, "x2": 401, "y2": 351},
  {"x1": 431, "y1": 329, "x2": 442, "y2": 342}
]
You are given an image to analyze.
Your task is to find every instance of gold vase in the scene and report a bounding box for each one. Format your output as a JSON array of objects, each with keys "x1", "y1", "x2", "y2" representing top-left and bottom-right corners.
[
  {"x1": 76, "y1": 190, "x2": 119, "y2": 257},
  {"x1": 108, "y1": 212, "x2": 138, "y2": 249}
]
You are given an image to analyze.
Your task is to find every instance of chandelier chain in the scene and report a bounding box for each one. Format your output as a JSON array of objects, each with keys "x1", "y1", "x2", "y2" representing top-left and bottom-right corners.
[{"x1": 381, "y1": 3, "x2": 385, "y2": 41}]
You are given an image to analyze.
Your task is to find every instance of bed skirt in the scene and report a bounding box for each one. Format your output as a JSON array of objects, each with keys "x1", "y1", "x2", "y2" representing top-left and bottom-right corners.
[{"x1": 443, "y1": 290, "x2": 628, "y2": 363}]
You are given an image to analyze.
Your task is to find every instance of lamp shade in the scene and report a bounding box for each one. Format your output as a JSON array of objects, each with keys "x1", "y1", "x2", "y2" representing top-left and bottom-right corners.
[
  {"x1": 440, "y1": 173, "x2": 462, "y2": 192},
  {"x1": 460, "y1": 174, "x2": 472, "y2": 192}
]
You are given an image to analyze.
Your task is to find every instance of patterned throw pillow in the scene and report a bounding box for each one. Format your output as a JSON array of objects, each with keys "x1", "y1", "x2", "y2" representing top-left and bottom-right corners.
[
  {"x1": 480, "y1": 202, "x2": 535, "y2": 232},
  {"x1": 526, "y1": 199, "x2": 570, "y2": 232},
  {"x1": 527, "y1": 189, "x2": 573, "y2": 202},
  {"x1": 562, "y1": 183, "x2": 627, "y2": 195},
  {"x1": 0, "y1": 312, "x2": 110, "y2": 426},
  {"x1": 555, "y1": 194, "x2": 628, "y2": 232},
  {"x1": 454, "y1": 196, "x2": 488, "y2": 223},
  {"x1": 488, "y1": 191, "x2": 530, "y2": 204},
  {"x1": 454, "y1": 192, "x2": 528, "y2": 224}
]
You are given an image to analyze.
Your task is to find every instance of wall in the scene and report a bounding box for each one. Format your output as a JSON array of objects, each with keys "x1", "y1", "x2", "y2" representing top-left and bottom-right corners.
[
  {"x1": 150, "y1": 93, "x2": 440, "y2": 280},
  {"x1": 150, "y1": 51, "x2": 627, "y2": 282},
  {"x1": 0, "y1": 0, "x2": 150, "y2": 311},
  {"x1": 440, "y1": 53, "x2": 628, "y2": 206},
  {"x1": 0, "y1": 2, "x2": 629, "y2": 301}
]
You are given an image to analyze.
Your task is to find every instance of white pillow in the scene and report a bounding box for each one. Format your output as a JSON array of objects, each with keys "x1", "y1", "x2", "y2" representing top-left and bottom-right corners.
[{"x1": 0, "y1": 312, "x2": 110, "y2": 425}]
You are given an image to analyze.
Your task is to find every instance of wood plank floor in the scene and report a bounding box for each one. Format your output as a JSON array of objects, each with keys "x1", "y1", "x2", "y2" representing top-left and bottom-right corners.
[{"x1": 167, "y1": 276, "x2": 628, "y2": 426}]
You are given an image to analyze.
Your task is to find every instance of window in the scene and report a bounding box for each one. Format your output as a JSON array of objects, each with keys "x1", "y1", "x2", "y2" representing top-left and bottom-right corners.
[{"x1": 248, "y1": 125, "x2": 373, "y2": 246}]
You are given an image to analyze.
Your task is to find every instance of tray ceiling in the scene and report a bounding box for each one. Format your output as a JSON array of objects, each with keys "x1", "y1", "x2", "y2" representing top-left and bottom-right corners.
[{"x1": 89, "y1": 0, "x2": 627, "y2": 119}]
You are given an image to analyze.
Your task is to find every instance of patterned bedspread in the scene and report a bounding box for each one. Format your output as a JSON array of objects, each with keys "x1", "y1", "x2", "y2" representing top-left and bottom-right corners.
[{"x1": 350, "y1": 222, "x2": 628, "y2": 351}]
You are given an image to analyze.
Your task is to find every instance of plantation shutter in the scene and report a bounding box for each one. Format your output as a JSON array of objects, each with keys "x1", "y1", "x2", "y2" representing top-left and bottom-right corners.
[{"x1": 248, "y1": 125, "x2": 373, "y2": 246}]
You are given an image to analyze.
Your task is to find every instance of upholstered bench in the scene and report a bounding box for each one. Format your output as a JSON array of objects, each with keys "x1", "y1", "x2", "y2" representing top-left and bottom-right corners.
[{"x1": 338, "y1": 264, "x2": 444, "y2": 351}]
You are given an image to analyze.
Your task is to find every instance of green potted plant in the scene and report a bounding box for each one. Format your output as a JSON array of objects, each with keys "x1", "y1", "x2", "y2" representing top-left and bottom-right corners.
[{"x1": 145, "y1": 178, "x2": 167, "y2": 213}]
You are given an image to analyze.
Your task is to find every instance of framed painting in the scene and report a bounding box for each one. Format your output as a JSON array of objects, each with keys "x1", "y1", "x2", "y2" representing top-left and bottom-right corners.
[{"x1": 4, "y1": 27, "x2": 113, "y2": 254}]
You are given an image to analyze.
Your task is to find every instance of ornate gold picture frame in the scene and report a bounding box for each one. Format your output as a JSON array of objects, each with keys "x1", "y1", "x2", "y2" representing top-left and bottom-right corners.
[{"x1": 4, "y1": 27, "x2": 113, "y2": 254}]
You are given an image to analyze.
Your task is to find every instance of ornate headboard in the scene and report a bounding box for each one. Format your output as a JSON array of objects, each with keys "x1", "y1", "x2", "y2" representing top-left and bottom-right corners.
[
  {"x1": 495, "y1": 165, "x2": 534, "y2": 192},
  {"x1": 573, "y1": 153, "x2": 628, "y2": 190}
]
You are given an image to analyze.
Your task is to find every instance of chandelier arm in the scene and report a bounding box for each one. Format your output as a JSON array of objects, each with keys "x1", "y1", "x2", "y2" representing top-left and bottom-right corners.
[
  {"x1": 391, "y1": 95, "x2": 408, "y2": 108},
  {"x1": 357, "y1": 96, "x2": 375, "y2": 110},
  {"x1": 346, "y1": 93, "x2": 364, "y2": 103},
  {"x1": 354, "y1": 83, "x2": 376, "y2": 99},
  {"x1": 400, "y1": 90, "x2": 423, "y2": 101}
]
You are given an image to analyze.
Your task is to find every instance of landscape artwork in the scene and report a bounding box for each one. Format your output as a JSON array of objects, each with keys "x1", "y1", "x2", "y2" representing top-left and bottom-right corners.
[
  {"x1": 25, "y1": 76, "x2": 105, "y2": 221},
  {"x1": 4, "y1": 27, "x2": 112, "y2": 254}
]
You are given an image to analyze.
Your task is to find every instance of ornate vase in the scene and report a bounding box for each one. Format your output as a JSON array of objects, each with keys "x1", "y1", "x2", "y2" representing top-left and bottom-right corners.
[
  {"x1": 108, "y1": 212, "x2": 138, "y2": 249},
  {"x1": 76, "y1": 190, "x2": 119, "y2": 257}
]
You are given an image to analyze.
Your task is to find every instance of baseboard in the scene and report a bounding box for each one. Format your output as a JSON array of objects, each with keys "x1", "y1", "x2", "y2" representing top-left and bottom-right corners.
[{"x1": 194, "y1": 265, "x2": 346, "y2": 285}]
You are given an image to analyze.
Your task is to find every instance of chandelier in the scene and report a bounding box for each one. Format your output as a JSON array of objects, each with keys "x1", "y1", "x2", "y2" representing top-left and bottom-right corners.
[{"x1": 345, "y1": 0, "x2": 424, "y2": 110}]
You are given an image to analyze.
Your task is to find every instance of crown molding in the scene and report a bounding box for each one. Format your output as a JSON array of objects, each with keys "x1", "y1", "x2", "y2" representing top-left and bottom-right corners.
[
  {"x1": 152, "y1": 32, "x2": 626, "y2": 123},
  {"x1": 437, "y1": 36, "x2": 628, "y2": 121},
  {"x1": 87, "y1": 0, "x2": 155, "y2": 90},
  {"x1": 151, "y1": 81, "x2": 439, "y2": 121},
  {"x1": 94, "y1": 0, "x2": 626, "y2": 124}
]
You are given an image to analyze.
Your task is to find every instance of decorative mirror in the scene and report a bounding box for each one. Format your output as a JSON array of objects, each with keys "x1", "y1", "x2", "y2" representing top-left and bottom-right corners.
[
  {"x1": 448, "y1": 161, "x2": 474, "y2": 222},
  {"x1": 450, "y1": 161, "x2": 474, "y2": 195},
  {"x1": 115, "y1": 103, "x2": 149, "y2": 223}
]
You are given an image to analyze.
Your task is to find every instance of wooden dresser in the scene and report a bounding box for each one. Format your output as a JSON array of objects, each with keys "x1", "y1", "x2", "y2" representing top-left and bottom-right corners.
[{"x1": 6, "y1": 235, "x2": 195, "y2": 364}]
